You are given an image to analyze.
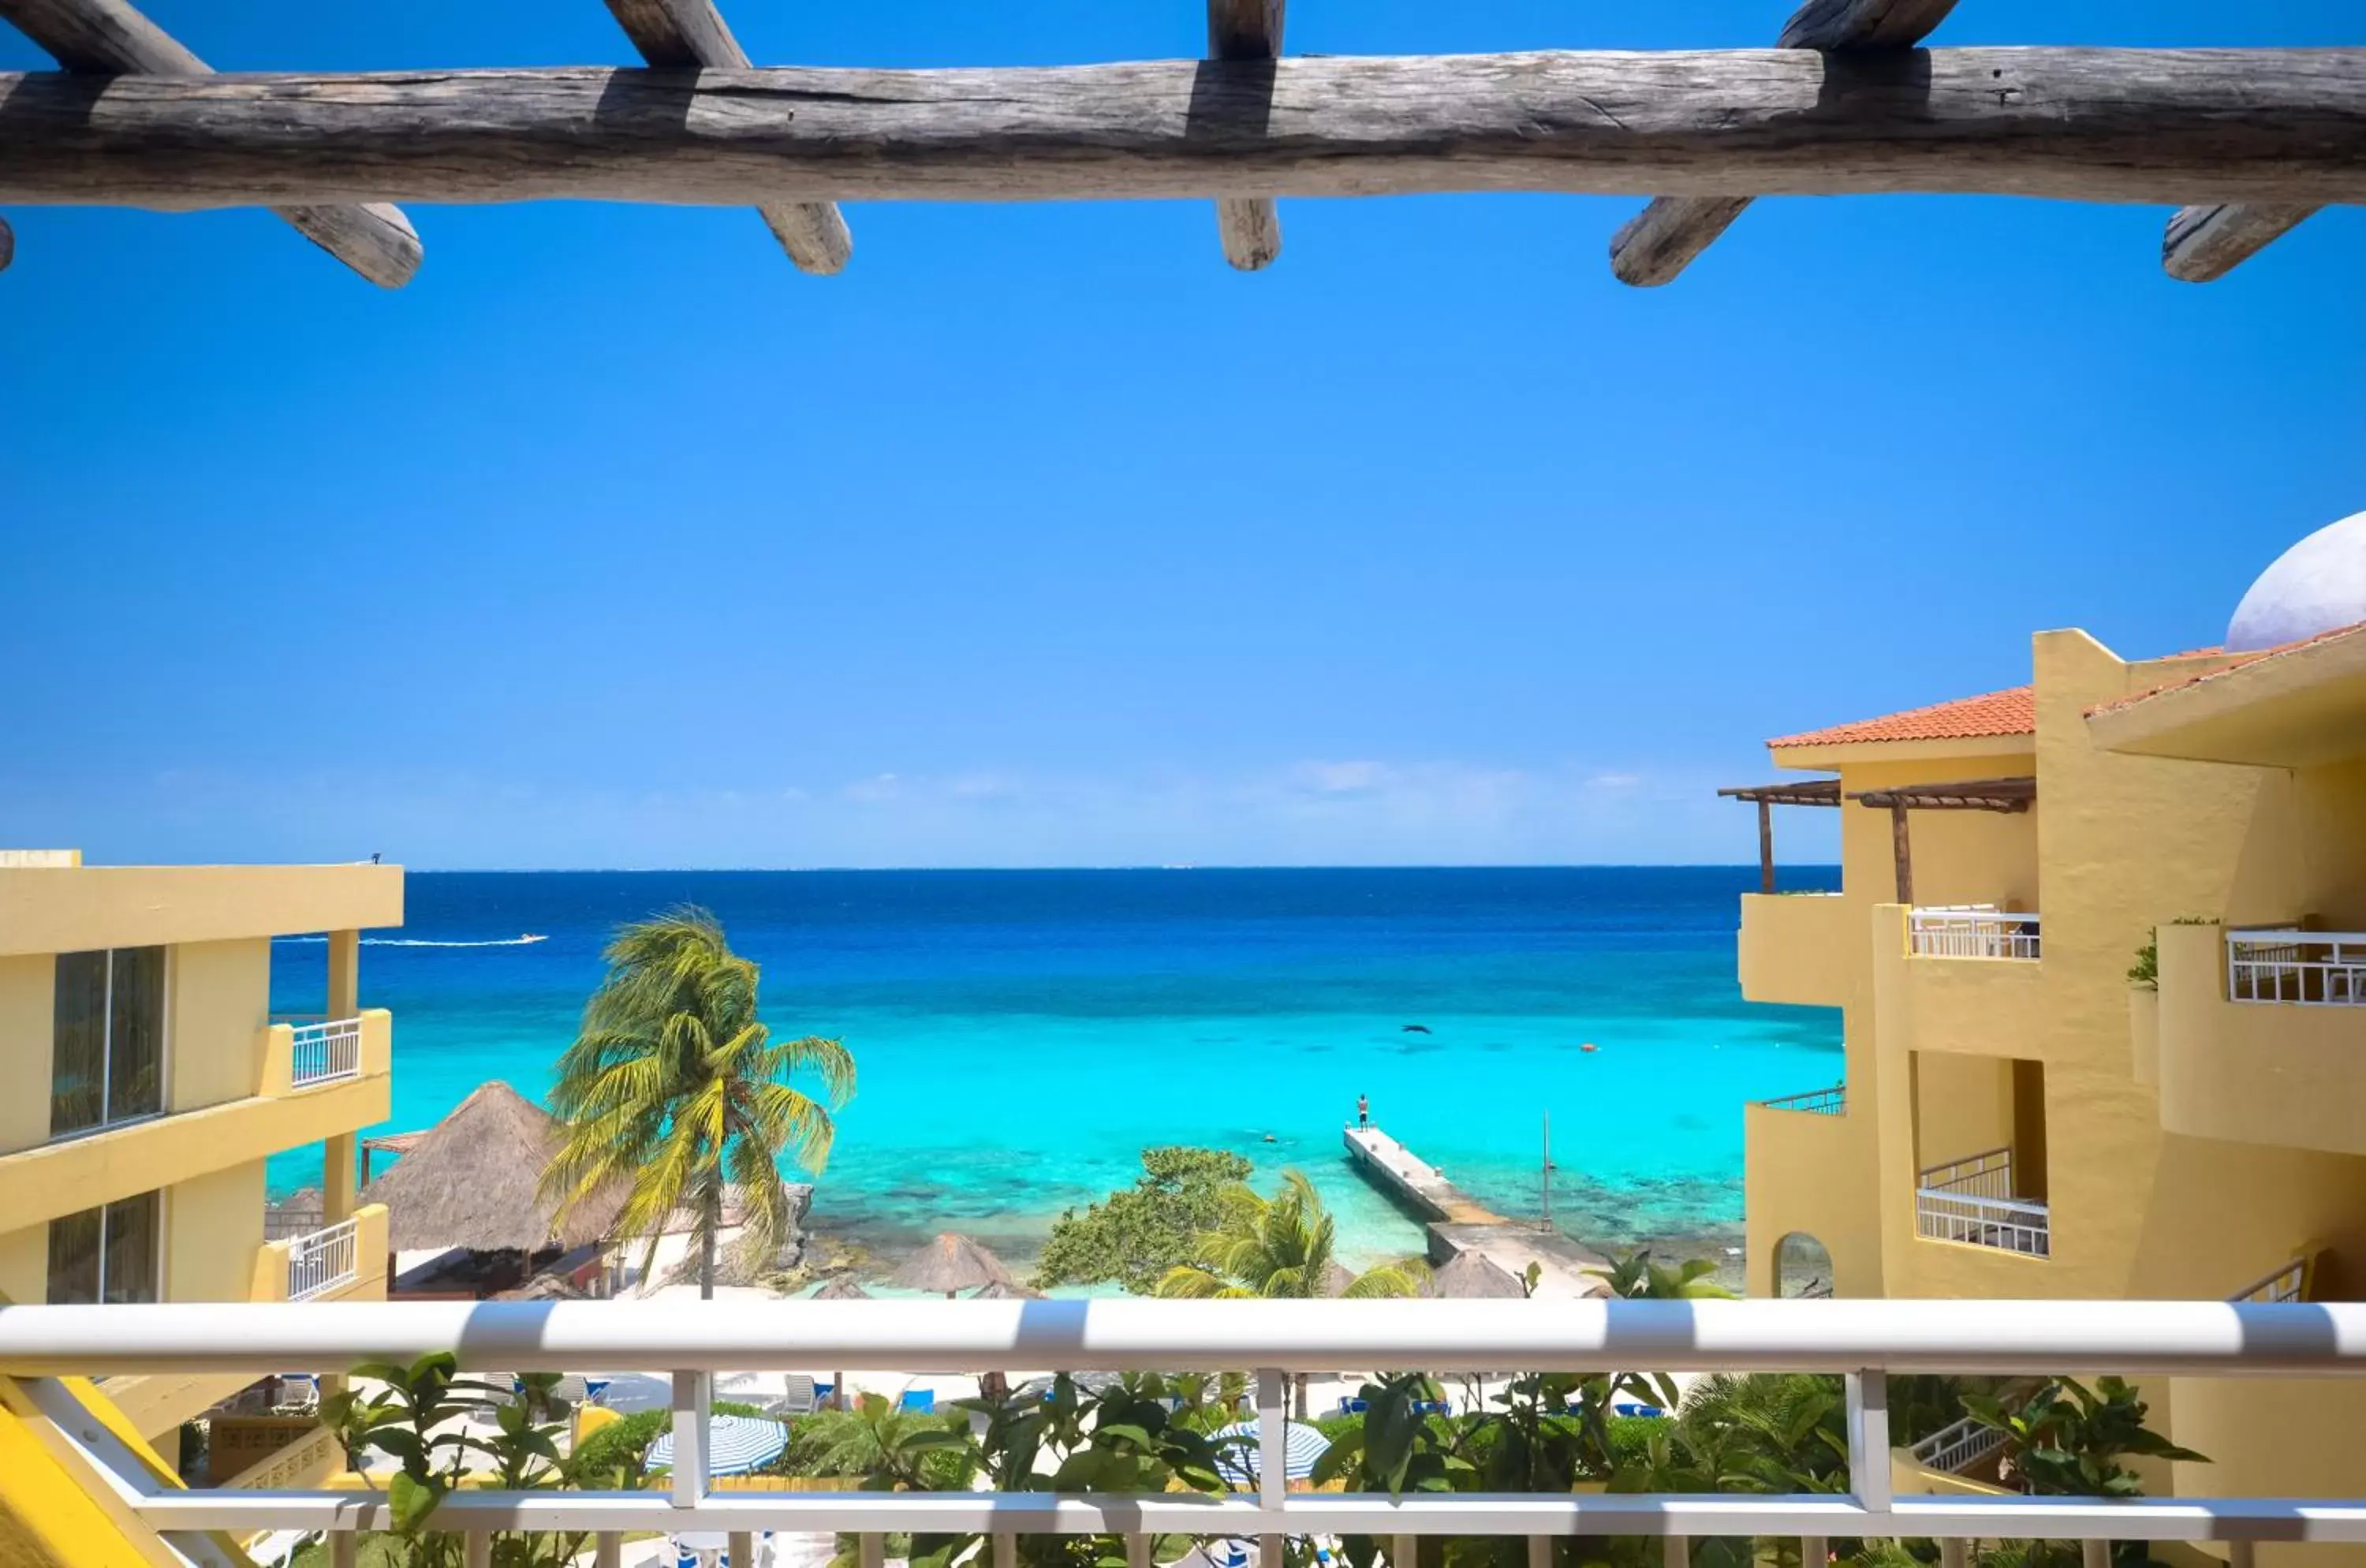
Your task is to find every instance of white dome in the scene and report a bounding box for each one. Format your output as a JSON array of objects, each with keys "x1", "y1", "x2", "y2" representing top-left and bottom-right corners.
[{"x1": 2226, "y1": 511, "x2": 2366, "y2": 652}]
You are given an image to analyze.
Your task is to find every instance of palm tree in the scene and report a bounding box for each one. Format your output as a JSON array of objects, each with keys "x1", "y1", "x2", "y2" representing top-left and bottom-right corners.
[
  {"x1": 1155, "y1": 1170, "x2": 1427, "y2": 1416},
  {"x1": 541, "y1": 907, "x2": 856, "y2": 1298}
]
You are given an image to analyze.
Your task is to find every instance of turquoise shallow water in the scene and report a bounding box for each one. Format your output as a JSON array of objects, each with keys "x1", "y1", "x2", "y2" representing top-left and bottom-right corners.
[{"x1": 267, "y1": 868, "x2": 1840, "y2": 1267}]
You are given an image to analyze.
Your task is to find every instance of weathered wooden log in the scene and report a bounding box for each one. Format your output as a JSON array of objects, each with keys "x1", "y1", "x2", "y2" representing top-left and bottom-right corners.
[
  {"x1": 599, "y1": 0, "x2": 849, "y2": 274},
  {"x1": 1611, "y1": 0, "x2": 1959, "y2": 287},
  {"x1": 0, "y1": 0, "x2": 420, "y2": 286},
  {"x1": 2162, "y1": 201, "x2": 2319, "y2": 282},
  {"x1": 1207, "y1": 0, "x2": 1284, "y2": 270},
  {"x1": 3, "y1": 50, "x2": 2366, "y2": 209}
]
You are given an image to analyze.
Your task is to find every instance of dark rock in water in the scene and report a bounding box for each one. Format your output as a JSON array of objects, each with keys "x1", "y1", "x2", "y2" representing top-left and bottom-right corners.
[{"x1": 1401, "y1": 1024, "x2": 1432, "y2": 1033}]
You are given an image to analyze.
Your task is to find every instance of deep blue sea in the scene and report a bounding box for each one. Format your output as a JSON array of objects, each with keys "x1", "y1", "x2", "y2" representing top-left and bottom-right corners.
[{"x1": 267, "y1": 868, "x2": 1839, "y2": 1267}]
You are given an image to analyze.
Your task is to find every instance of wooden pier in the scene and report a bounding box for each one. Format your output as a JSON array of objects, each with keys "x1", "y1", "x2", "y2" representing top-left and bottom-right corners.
[{"x1": 1342, "y1": 1123, "x2": 1611, "y2": 1299}]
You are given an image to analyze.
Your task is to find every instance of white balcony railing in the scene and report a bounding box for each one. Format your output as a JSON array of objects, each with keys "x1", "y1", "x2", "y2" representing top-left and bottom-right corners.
[
  {"x1": 2227, "y1": 929, "x2": 2366, "y2": 1006},
  {"x1": 1755, "y1": 1085, "x2": 1845, "y2": 1116},
  {"x1": 1909, "y1": 907, "x2": 2041, "y2": 961},
  {"x1": 1908, "y1": 1413, "x2": 2009, "y2": 1477},
  {"x1": 10, "y1": 1299, "x2": 2366, "y2": 1560},
  {"x1": 285, "y1": 1219, "x2": 359, "y2": 1302},
  {"x1": 1916, "y1": 1148, "x2": 2049, "y2": 1256},
  {"x1": 2232, "y1": 1259, "x2": 2308, "y2": 1305},
  {"x1": 288, "y1": 1017, "x2": 364, "y2": 1088}
]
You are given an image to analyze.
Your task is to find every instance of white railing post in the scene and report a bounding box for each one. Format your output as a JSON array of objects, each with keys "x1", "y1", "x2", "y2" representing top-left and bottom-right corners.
[
  {"x1": 1940, "y1": 1540, "x2": 1967, "y2": 1568},
  {"x1": 288, "y1": 1218, "x2": 361, "y2": 1301},
  {"x1": 595, "y1": 1535, "x2": 621, "y2": 1568},
  {"x1": 996, "y1": 1531, "x2": 1017, "y2": 1568},
  {"x1": 1801, "y1": 1536, "x2": 1827, "y2": 1567},
  {"x1": 672, "y1": 1369, "x2": 711, "y2": 1508},
  {"x1": 1663, "y1": 1536, "x2": 1688, "y2": 1568},
  {"x1": 332, "y1": 1535, "x2": 356, "y2": 1568},
  {"x1": 731, "y1": 1530, "x2": 756, "y2": 1566},
  {"x1": 1395, "y1": 1532, "x2": 1420, "y2": 1568},
  {"x1": 288, "y1": 1016, "x2": 365, "y2": 1088},
  {"x1": 1257, "y1": 1367, "x2": 1287, "y2": 1515},
  {"x1": 2082, "y1": 1540, "x2": 2108, "y2": 1568},
  {"x1": 861, "y1": 1534, "x2": 884, "y2": 1568},
  {"x1": 1529, "y1": 1534, "x2": 1552, "y2": 1568},
  {"x1": 1845, "y1": 1371, "x2": 1890, "y2": 1513},
  {"x1": 465, "y1": 1533, "x2": 491, "y2": 1568}
]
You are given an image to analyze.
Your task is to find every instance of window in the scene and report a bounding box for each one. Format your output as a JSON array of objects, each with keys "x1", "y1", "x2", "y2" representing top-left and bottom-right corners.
[
  {"x1": 47, "y1": 1191, "x2": 162, "y2": 1304},
  {"x1": 51, "y1": 946, "x2": 166, "y2": 1137}
]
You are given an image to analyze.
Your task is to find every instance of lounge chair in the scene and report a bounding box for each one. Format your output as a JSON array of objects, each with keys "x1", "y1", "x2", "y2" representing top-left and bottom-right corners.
[
  {"x1": 767, "y1": 1375, "x2": 819, "y2": 1417},
  {"x1": 901, "y1": 1388, "x2": 936, "y2": 1415}
]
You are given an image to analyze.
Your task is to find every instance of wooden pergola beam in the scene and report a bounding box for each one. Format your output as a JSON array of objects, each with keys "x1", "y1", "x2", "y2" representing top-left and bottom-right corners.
[
  {"x1": 599, "y1": 0, "x2": 849, "y2": 274},
  {"x1": 1610, "y1": 0, "x2": 1961, "y2": 288},
  {"x1": 7, "y1": 50, "x2": 2366, "y2": 210},
  {"x1": 2162, "y1": 201, "x2": 2319, "y2": 282},
  {"x1": 1207, "y1": 0, "x2": 1284, "y2": 270},
  {"x1": 0, "y1": 0, "x2": 420, "y2": 286}
]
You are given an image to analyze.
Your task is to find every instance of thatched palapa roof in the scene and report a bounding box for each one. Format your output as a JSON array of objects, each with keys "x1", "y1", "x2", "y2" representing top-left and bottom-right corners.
[
  {"x1": 973, "y1": 1279, "x2": 1046, "y2": 1301},
  {"x1": 362, "y1": 1080, "x2": 626, "y2": 1253},
  {"x1": 1427, "y1": 1250, "x2": 1527, "y2": 1300},
  {"x1": 812, "y1": 1277, "x2": 871, "y2": 1301},
  {"x1": 890, "y1": 1233, "x2": 1013, "y2": 1294}
]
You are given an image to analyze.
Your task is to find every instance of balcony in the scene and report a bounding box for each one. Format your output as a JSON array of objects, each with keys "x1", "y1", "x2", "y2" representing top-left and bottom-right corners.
[
  {"x1": 7, "y1": 1297, "x2": 2366, "y2": 1564},
  {"x1": 1737, "y1": 892, "x2": 1855, "y2": 1006},
  {"x1": 1915, "y1": 1148, "x2": 2050, "y2": 1258},
  {"x1": 252, "y1": 1204, "x2": 389, "y2": 1304},
  {"x1": 1907, "y1": 1413, "x2": 2008, "y2": 1478},
  {"x1": 1908, "y1": 907, "x2": 2040, "y2": 961},
  {"x1": 0, "y1": 1013, "x2": 394, "y2": 1238},
  {"x1": 2155, "y1": 922, "x2": 2366, "y2": 1156},
  {"x1": 272, "y1": 1015, "x2": 366, "y2": 1089}
]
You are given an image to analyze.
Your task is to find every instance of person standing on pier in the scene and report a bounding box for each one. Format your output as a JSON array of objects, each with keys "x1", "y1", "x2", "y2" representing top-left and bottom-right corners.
[{"x1": 1357, "y1": 1092, "x2": 1370, "y2": 1127}]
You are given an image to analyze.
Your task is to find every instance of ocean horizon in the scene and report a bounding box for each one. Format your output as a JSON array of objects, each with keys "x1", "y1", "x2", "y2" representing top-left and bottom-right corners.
[{"x1": 267, "y1": 866, "x2": 1841, "y2": 1269}]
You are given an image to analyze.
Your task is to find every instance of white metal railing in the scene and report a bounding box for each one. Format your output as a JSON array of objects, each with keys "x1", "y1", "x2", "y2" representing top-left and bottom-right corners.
[
  {"x1": 1909, "y1": 1413, "x2": 2009, "y2": 1477},
  {"x1": 1919, "y1": 1147, "x2": 2013, "y2": 1200},
  {"x1": 1910, "y1": 907, "x2": 2041, "y2": 961},
  {"x1": 12, "y1": 1299, "x2": 2366, "y2": 1560},
  {"x1": 1756, "y1": 1085, "x2": 1845, "y2": 1116},
  {"x1": 285, "y1": 1219, "x2": 359, "y2": 1302},
  {"x1": 2226, "y1": 929, "x2": 2366, "y2": 1006},
  {"x1": 2232, "y1": 1259, "x2": 2308, "y2": 1305},
  {"x1": 287, "y1": 1017, "x2": 363, "y2": 1088},
  {"x1": 1916, "y1": 1190, "x2": 2051, "y2": 1258}
]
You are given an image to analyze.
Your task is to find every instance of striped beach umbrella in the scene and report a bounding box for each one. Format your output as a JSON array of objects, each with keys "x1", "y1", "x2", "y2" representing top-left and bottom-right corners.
[
  {"x1": 648, "y1": 1414, "x2": 790, "y2": 1477},
  {"x1": 1212, "y1": 1420, "x2": 1330, "y2": 1485}
]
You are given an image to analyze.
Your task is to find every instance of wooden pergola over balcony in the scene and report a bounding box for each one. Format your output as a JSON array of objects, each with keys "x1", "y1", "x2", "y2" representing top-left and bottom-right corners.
[
  {"x1": 1848, "y1": 776, "x2": 2037, "y2": 905},
  {"x1": 1718, "y1": 779, "x2": 1841, "y2": 894},
  {"x1": 0, "y1": 0, "x2": 2360, "y2": 285}
]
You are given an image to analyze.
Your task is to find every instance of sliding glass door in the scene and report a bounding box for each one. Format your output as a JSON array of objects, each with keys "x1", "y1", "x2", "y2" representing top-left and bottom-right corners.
[
  {"x1": 50, "y1": 946, "x2": 166, "y2": 1138},
  {"x1": 47, "y1": 1190, "x2": 162, "y2": 1304}
]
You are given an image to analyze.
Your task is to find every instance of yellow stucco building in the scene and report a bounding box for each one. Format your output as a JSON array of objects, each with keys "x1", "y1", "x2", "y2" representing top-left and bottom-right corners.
[
  {"x1": 0, "y1": 849, "x2": 402, "y2": 1449},
  {"x1": 1730, "y1": 514, "x2": 2366, "y2": 1546}
]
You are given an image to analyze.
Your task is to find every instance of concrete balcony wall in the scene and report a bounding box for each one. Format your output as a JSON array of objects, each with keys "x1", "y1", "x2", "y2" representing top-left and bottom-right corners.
[
  {"x1": 1875, "y1": 903, "x2": 2050, "y2": 1061},
  {"x1": 0, "y1": 862, "x2": 402, "y2": 958},
  {"x1": 2157, "y1": 922, "x2": 2366, "y2": 1156},
  {"x1": 1743, "y1": 1099, "x2": 1879, "y2": 1297},
  {"x1": 1737, "y1": 893, "x2": 1856, "y2": 1008}
]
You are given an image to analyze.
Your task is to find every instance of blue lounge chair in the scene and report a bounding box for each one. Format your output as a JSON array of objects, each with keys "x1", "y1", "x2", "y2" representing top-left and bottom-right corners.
[{"x1": 901, "y1": 1388, "x2": 936, "y2": 1415}]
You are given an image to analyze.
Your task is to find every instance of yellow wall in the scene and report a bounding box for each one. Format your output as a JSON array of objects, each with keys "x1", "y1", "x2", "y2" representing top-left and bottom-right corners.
[
  {"x1": 1739, "y1": 625, "x2": 2366, "y2": 1559},
  {"x1": 166, "y1": 938, "x2": 271, "y2": 1114},
  {"x1": 0, "y1": 954, "x2": 55, "y2": 1155}
]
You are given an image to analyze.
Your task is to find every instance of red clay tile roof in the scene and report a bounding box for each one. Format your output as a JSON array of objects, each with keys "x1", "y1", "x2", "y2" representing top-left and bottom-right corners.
[
  {"x1": 1768, "y1": 686, "x2": 2036, "y2": 750},
  {"x1": 2087, "y1": 619, "x2": 2366, "y2": 718}
]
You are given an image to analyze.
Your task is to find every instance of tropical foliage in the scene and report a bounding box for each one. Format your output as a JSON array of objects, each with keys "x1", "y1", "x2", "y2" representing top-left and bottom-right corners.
[
  {"x1": 541, "y1": 906, "x2": 856, "y2": 1295},
  {"x1": 1964, "y1": 1376, "x2": 2205, "y2": 1499},
  {"x1": 1152, "y1": 1169, "x2": 1428, "y2": 1300},
  {"x1": 1036, "y1": 1146, "x2": 1254, "y2": 1292}
]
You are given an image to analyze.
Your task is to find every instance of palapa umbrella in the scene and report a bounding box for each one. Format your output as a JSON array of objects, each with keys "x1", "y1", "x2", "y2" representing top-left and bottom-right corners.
[
  {"x1": 1426, "y1": 1251, "x2": 1526, "y2": 1300},
  {"x1": 360, "y1": 1081, "x2": 628, "y2": 1257},
  {"x1": 1319, "y1": 1261, "x2": 1357, "y2": 1298},
  {"x1": 973, "y1": 1279, "x2": 1047, "y2": 1301},
  {"x1": 890, "y1": 1233, "x2": 1014, "y2": 1298}
]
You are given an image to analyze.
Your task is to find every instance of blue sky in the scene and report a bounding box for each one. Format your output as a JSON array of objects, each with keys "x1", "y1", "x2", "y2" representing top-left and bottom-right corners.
[{"x1": 3, "y1": 1, "x2": 2360, "y2": 869}]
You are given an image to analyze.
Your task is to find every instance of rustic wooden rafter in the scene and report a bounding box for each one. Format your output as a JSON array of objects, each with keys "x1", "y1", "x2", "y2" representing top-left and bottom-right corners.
[
  {"x1": 2161, "y1": 200, "x2": 2319, "y2": 282},
  {"x1": 0, "y1": 0, "x2": 421, "y2": 286},
  {"x1": 598, "y1": 0, "x2": 849, "y2": 274},
  {"x1": 5, "y1": 50, "x2": 2365, "y2": 213},
  {"x1": 1609, "y1": 0, "x2": 1961, "y2": 288},
  {"x1": 1849, "y1": 776, "x2": 2036, "y2": 812},
  {"x1": 1206, "y1": 0, "x2": 1284, "y2": 270},
  {"x1": 1719, "y1": 778, "x2": 1842, "y2": 894}
]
